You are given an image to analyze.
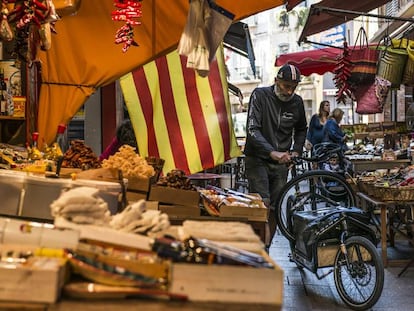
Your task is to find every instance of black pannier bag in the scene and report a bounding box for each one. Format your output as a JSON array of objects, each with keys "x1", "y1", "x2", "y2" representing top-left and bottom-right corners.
[{"x1": 292, "y1": 206, "x2": 375, "y2": 264}]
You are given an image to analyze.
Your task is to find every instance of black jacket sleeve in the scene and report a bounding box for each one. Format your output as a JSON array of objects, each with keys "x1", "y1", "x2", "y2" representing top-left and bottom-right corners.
[{"x1": 246, "y1": 89, "x2": 275, "y2": 160}]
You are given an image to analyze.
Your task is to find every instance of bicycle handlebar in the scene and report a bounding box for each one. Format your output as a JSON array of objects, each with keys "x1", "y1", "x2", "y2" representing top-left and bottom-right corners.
[{"x1": 291, "y1": 143, "x2": 343, "y2": 165}]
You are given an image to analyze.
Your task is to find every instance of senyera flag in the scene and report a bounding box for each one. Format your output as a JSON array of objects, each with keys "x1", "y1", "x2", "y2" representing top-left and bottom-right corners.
[{"x1": 120, "y1": 48, "x2": 242, "y2": 175}]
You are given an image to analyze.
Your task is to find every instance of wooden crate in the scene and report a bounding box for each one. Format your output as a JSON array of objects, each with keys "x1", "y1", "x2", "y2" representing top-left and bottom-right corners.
[
  {"x1": 148, "y1": 186, "x2": 200, "y2": 207},
  {"x1": 220, "y1": 195, "x2": 268, "y2": 222},
  {"x1": 159, "y1": 204, "x2": 200, "y2": 217},
  {"x1": 169, "y1": 253, "x2": 283, "y2": 306},
  {"x1": 0, "y1": 257, "x2": 67, "y2": 303}
]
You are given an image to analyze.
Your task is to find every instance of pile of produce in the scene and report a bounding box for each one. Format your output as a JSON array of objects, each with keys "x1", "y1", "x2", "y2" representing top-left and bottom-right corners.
[
  {"x1": 199, "y1": 186, "x2": 265, "y2": 216},
  {"x1": 62, "y1": 140, "x2": 101, "y2": 170},
  {"x1": 101, "y1": 145, "x2": 155, "y2": 178},
  {"x1": 156, "y1": 169, "x2": 196, "y2": 191},
  {"x1": 357, "y1": 166, "x2": 414, "y2": 201}
]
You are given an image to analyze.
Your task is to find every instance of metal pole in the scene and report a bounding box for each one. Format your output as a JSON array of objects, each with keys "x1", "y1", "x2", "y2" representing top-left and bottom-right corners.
[{"x1": 313, "y1": 5, "x2": 414, "y2": 23}]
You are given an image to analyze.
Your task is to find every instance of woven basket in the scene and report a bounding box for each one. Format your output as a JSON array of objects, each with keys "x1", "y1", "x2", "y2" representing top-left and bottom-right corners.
[
  {"x1": 402, "y1": 40, "x2": 414, "y2": 85},
  {"x1": 395, "y1": 186, "x2": 414, "y2": 201},
  {"x1": 346, "y1": 179, "x2": 359, "y2": 193},
  {"x1": 357, "y1": 176, "x2": 376, "y2": 193},
  {"x1": 375, "y1": 185, "x2": 394, "y2": 201},
  {"x1": 377, "y1": 41, "x2": 408, "y2": 88},
  {"x1": 365, "y1": 182, "x2": 378, "y2": 197},
  {"x1": 375, "y1": 185, "x2": 414, "y2": 201}
]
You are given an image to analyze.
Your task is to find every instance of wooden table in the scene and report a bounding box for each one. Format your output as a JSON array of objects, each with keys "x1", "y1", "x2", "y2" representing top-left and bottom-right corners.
[
  {"x1": 356, "y1": 192, "x2": 414, "y2": 267},
  {"x1": 0, "y1": 299, "x2": 279, "y2": 311}
]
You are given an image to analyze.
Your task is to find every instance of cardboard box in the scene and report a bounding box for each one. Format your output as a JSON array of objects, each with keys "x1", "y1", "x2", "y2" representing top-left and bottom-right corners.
[
  {"x1": 149, "y1": 186, "x2": 200, "y2": 207},
  {"x1": 54, "y1": 217, "x2": 153, "y2": 251},
  {"x1": 170, "y1": 255, "x2": 283, "y2": 306},
  {"x1": 159, "y1": 204, "x2": 200, "y2": 217},
  {"x1": 12, "y1": 96, "x2": 25, "y2": 117},
  {"x1": 0, "y1": 257, "x2": 67, "y2": 303}
]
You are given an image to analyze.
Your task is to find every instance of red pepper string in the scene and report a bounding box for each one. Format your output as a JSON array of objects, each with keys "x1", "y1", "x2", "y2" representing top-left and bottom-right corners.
[
  {"x1": 8, "y1": 0, "x2": 49, "y2": 29},
  {"x1": 112, "y1": 0, "x2": 143, "y2": 53},
  {"x1": 333, "y1": 42, "x2": 352, "y2": 104}
]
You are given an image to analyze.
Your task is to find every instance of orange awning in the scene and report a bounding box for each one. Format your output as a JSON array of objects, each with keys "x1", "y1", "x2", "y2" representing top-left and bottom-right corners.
[{"x1": 37, "y1": 0, "x2": 288, "y2": 145}]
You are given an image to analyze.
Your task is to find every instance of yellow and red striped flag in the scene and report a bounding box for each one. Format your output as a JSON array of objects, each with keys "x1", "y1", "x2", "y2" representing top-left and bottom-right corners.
[{"x1": 120, "y1": 48, "x2": 241, "y2": 175}]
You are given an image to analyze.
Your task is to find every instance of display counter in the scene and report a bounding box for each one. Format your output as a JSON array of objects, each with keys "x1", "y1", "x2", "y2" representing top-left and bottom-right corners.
[
  {"x1": 356, "y1": 191, "x2": 414, "y2": 268},
  {"x1": 351, "y1": 159, "x2": 410, "y2": 173}
]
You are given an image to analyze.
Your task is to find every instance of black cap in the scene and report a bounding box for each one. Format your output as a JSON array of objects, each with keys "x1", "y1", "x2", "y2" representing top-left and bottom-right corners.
[{"x1": 276, "y1": 64, "x2": 301, "y2": 83}]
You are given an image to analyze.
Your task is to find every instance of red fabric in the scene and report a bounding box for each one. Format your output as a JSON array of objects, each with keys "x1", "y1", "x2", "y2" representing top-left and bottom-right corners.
[
  {"x1": 99, "y1": 137, "x2": 121, "y2": 161},
  {"x1": 275, "y1": 47, "x2": 341, "y2": 76}
]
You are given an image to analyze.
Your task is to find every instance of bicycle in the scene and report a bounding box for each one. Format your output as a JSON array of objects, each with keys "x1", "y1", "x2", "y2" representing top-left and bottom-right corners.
[{"x1": 276, "y1": 143, "x2": 384, "y2": 310}]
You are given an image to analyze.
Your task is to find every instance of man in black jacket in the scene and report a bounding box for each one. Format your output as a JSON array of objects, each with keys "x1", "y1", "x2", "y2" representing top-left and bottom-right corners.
[{"x1": 244, "y1": 64, "x2": 307, "y2": 246}]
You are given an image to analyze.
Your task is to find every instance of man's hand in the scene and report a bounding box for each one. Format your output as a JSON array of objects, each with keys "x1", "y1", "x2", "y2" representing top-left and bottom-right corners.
[{"x1": 270, "y1": 151, "x2": 291, "y2": 164}]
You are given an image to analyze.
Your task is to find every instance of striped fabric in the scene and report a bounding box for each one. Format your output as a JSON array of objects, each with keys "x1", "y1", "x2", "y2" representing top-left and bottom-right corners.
[{"x1": 120, "y1": 48, "x2": 242, "y2": 175}]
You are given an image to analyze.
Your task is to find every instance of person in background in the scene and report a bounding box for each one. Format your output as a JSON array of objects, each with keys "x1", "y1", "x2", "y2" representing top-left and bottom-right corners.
[
  {"x1": 305, "y1": 100, "x2": 330, "y2": 151},
  {"x1": 99, "y1": 119, "x2": 138, "y2": 161},
  {"x1": 323, "y1": 107, "x2": 348, "y2": 151},
  {"x1": 244, "y1": 63, "x2": 307, "y2": 247},
  {"x1": 323, "y1": 154, "x2": 341, "y2": 172}
]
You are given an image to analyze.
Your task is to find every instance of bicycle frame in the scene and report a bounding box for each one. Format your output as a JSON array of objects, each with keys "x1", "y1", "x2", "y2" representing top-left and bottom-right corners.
[{"x1": 291, "y1": 210, "x2": 377, "y2": 276}]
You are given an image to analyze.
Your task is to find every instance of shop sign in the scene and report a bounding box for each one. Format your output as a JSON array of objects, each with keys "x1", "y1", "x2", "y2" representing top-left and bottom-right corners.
[{"x1": 319, "y1": 24, "x2": 346, "y2": 47}]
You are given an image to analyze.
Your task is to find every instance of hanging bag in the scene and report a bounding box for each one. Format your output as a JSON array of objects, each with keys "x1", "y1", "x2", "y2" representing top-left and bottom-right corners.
[
  {"x1": 376, "y1": 36, "x2": 408, "y2": 88},
  {"x1": 402, "y1": 39, "x2": 414, "y2": 86},
  {"x1": 348, "y1": 27, "x2": 379, "y2": 86},
  {"x1": 354, "y1": 76, "x2": 391, "y2": 114}
]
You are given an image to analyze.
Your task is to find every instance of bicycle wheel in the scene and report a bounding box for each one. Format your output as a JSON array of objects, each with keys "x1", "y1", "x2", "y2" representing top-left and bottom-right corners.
[
  {"x1": 276, "y1": 170, "x2": 356, "y2": 242},
  {"x1": 334, "y1": 236, "x2": 384, "y2": 311}
]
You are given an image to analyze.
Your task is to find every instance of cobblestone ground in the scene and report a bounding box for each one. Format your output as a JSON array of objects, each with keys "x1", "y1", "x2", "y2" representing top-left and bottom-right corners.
[{"x1": 269, "y1": 231, "x2": 414, "y2": 311}]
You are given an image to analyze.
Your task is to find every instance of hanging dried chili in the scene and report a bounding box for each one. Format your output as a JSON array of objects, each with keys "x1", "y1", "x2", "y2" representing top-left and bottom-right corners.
[{"x1": 111, "y1": 0, "x2": 143, "y2": 53}]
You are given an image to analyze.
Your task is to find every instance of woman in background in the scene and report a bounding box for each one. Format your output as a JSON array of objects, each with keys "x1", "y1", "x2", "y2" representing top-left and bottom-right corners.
[
  {"x1": 305, "y1": 100, "x2": 330, "y2": 151},
  {"x1": 323, "y1": 107, "x2": 348, "y2": 151}
]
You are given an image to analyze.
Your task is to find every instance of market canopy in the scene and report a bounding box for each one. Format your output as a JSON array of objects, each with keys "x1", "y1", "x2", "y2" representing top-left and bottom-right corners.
[
  {"x1": 275, "y1": 46, "x2": 341, "y2": 76},
  {"x1": 298, "y1": 0, "x2": 391, "y2": 43},
  {"x1": 37, "y1": 0, "x2": 289, "y2": 145},
  {"x1": 224, "y1": 22, "x2": 256, "y2": 76},
  {"x1": 286, "y1": 0, "x2": 306, "y2": 12}
]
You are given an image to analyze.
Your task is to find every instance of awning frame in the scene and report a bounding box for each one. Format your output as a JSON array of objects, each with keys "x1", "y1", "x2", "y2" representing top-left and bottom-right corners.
[{"x1": 299, "y1": 4, "x2": 414, "y2": 44}]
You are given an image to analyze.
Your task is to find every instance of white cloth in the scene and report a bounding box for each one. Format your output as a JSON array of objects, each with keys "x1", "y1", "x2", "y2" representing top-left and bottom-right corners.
[
  {"x1": 109, "y1": 200, "x2": 170, "y2": 235},
  {"x1": 50, "y1": 186, "x2": 110, "y2": 225},
  {"x1": 178, "y1": 0, "x2": 233, "y2": 77}
]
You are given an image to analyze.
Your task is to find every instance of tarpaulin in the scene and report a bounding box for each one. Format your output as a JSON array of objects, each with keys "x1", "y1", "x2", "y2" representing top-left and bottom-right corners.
[
  {"x1": 298, "y1": 0, "x2": 391, "y2": 43},
  {"x1": 37, "y1": 0, "x2": 287, "y2": 146},
  {"x1": 120, "y1": 48, "x2": 242, "y2": 175},
  {"x1": 275, "y1": 47, "x2": 341, "y2": 75}
]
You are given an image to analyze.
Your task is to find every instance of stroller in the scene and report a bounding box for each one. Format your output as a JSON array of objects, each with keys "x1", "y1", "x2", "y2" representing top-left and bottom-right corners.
[{"x1": 311, "y1": 143, "x2": 355, "y2": 201}]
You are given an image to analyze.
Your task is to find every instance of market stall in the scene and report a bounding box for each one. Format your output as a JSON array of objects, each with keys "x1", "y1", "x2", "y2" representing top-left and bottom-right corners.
[
  {"x1": 33, "y1": 0, "x2": 288, "y2": 146},
  {"x1": 2, "y1": 0, "x2": 414, "y2": 308}
]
